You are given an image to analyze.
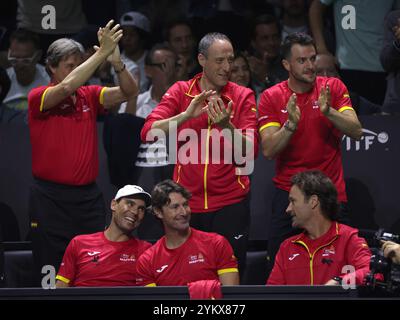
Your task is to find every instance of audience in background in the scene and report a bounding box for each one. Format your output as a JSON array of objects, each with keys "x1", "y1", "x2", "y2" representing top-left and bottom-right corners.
[
  {"x1": 247, "y1": 14, "x2": 288, "y2": 97},
  {"x1": 4, "y1": 29, "x2": 49, "y2": 115},
  {"x1": 164, "y1": 19, "x2": 199, "y2": 80}
]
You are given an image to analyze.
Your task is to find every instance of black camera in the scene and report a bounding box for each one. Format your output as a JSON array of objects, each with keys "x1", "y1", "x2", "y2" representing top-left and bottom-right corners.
[{"x1": 364, "y1": 229, "x2": 400, "y2": 295}]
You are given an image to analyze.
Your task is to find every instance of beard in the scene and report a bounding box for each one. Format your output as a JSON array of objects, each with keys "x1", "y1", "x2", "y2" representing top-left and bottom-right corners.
[{"x1": 291, "y1": 69, "x2": 316, "y2": 84}]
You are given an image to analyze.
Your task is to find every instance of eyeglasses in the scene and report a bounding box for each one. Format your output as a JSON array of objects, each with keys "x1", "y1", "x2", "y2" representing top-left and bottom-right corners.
[{"x1": 7, "y1": 50, "x2": 40, "y2": 66}]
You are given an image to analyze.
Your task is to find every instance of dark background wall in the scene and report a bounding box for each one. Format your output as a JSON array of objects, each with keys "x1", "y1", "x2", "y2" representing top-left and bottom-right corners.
[{"x1": 0, "y1": 115, "x2": 399, "y2": 241}]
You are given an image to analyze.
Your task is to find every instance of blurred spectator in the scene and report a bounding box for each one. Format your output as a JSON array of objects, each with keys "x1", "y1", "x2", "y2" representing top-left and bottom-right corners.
[
  {"x1": 164, "y1": 19, "x2": 200, "y2": 80},
  {"x1": 315, "y1": 53, "x2": 381, "y2": 115},
  {"x1": 280, "y1": 0, "x2": 310, "y2": 40},
  {"x1": 230, "y1": 52, "x2": 252, "y2": 88},
  {"x1": 3, "y1": 29, "x2": 49, "y2": 115},
  {"x1": 380, "y1": 10, "x2": 400, "y2": 115},
  {"x1": 0, "y1": 67, "x2": 10, "y2": 103},
  {"x1": 229, "y1": 51, "x2": 257, "y2": 101},
  {"x1": 119, "y1": 11, "x2": 151, "y2": 93},
  {"x1": 309, "y1": 0, "x2": 400, "y2": 105},
  {"x1": 133, "y1": 43, "x2": 178, "y2": 240},
  {"x1": 0, "y1": 66, "x2": 26, "y2": 123},
  {"x1": 247, "y1": 14, "x2": 288, "y2": 97},
  {"x1": 16, "y1": 0, "x2": 88, "y2": 56}
]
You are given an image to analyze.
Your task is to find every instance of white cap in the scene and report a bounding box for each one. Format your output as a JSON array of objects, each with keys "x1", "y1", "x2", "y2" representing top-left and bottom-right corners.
[
  {"x1": 114, "y1": 185, "x2": 151, "y2": 207},
  {"x1": 120, "y1": 11, "x2": 151, "y2": 33}
]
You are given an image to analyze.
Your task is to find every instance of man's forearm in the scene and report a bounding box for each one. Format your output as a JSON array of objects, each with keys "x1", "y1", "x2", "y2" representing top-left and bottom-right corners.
[
  {"x1": 150, "y1": 112, "x2": 190, "y2": 137},
  {"x1": 261, "y1": 126, "x2": 295, "y2": 160},
  {"x1": 309, "y1": 0, "x2": 329, "y2": 53},
  {"x1": 324, "y1": 108, "x2": 363, "y2": 140},
  {"x1": 62, "y1": 50, "x2": 109, "y2": 93},
  {"x1": 113, "y1": 61, "x2": 139, "y2": 99}
]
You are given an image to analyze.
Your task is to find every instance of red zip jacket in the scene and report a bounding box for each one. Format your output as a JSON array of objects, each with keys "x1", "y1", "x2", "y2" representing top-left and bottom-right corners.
[
  {"x1": 141, "y1": 74, "x2": 258, "y2": 212},
  {"x1": 267, "y1": 222, "x2": 371, "y2": 285}
]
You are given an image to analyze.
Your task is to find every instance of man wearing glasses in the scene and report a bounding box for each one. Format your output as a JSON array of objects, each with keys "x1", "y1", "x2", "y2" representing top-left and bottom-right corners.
[{"x1": 4, "y1": 29, "x2": 49, "y2": 114}]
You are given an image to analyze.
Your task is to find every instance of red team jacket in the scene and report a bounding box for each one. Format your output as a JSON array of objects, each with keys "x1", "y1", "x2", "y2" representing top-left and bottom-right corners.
[
  {"x1": 267, "y1": 222, "x2": 371, "y2": 285},
  {"x1": 141, "y1": 74, "x2": 258, "y2": 212}
]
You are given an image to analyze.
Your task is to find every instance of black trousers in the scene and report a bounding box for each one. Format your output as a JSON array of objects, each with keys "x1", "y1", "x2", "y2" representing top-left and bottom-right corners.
[
  {"x1": 29, "y1": 178, "x2": 106, "y2": 286},
  {"x1": 267, "y1": 187, "x2": 349, "y2": 275},
  {"x1": 190, "y1": 196, "x2": 250, "y2": 283}
]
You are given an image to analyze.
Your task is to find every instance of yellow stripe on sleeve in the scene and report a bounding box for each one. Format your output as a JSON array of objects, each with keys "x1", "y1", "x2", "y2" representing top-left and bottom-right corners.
[
  {"x1": 145, "y1": 283, "x2": 157, "y2": 287},
  {"x1": 338, "y1": 106, "x2": 354, "y2": 113},
  {"x1": 56, "y1": 275, "x2": 70, "y2": 284},
  {"x1": 259, "y1": 122, "x2": 281, "y2": 133},
  {"x1": 251, "y1": 107, "x2": 257, "y2": 113},
  {"x1": 99, "y1": 87, "x2": 108, "y2": 105},
  {"x1": 217, "y1": 268, "x2": 239, "y2": 275},
  {"x1": 39, "y1": 87, "x2": 51, "y2": 112}
]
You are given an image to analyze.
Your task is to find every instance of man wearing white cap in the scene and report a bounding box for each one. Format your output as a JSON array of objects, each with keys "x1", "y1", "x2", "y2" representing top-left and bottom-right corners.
[{"x1": 56, "y1": 185, "x2": 152, "y2": 287}]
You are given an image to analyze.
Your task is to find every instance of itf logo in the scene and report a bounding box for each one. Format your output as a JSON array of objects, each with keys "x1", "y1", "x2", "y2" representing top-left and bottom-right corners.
[{"x1": 343, "y1": 129, "x2": 389, "y2": 151}]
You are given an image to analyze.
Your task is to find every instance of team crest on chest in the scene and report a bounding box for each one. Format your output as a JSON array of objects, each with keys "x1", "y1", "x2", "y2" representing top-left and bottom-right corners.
[
  {"x1": 188, "y1": 253, "x2": 205, "y2": 264},
  {"x1": 120, "y1": 253, "x2": 136, "y2": 262}
]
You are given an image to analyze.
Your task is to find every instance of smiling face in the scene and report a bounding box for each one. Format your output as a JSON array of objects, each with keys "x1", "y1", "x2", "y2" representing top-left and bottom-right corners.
[
  {"x1": 154, "y1": 192, "x2": 191, "y2": 233},
  {"x1": 198, "y1": 39, "x2": 234, "y2": 90},
  {"x1": 111, "y1": 197, "x2": 146, "y2": 234}
]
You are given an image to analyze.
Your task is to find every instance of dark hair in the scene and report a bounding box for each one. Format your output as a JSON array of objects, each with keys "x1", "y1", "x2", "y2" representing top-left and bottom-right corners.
[
  {"x1": 9, "y1": 28, "x2": 41, "y2": 50},
  {"x1": 45, "y1": 38, "x2": 84, "y2": 76},
  {"x1": 291, "y1": 170, "x2": 339, "y2": 219},
  {"x1": 144, "y1": 43, "x2": 175, "y2": 65},
  {"x1": 198, "y1": 32, "x2": 231, "y2": 57},
  {"x1": 250, "y1": 14, "x2": 281, "y2": 40},
  {"x1": 151, "y1": 180, "x2": 191, "y2": 210},
  {"x1": 281, "y1": 32, "x2": 315, "y2": 60},
  {"x1": 163, "y1": 18, "x2": 194, "y2": 42}
]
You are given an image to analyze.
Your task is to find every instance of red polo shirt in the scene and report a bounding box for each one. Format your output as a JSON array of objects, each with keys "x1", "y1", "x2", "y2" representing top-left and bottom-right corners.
[
  {"x1": 28, "y1": 85, "x2": 107, "y2": 185},
  {"x1": 258, "y1": 77, "x2": 354, "y2": 202}
]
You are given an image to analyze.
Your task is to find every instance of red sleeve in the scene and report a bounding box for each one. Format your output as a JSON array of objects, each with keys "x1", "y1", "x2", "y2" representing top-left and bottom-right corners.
[
  {"x1": 267, "y1": 245, "x2": 286, "y2": 285},
  {"x1": 325, "y1": 77, "x2": 354, "y2": 112},
  {"x1": 236, "y1": 88, "x2": 259, "y2": 159},
  {"x1": 85, "y1": 85, "x2": 106, "y2": 115},
  {"x1": 257, "y1": 89, "x2": 282, "y2": 133},
  {"x1": 140, "y1": 82, "x2": 183, "y2": 142},
  {"x1": 136, "y1": 249, "x2": 156, "y2": 286},
  {"x1": 342, "y1": 234, "x2": 371, "y2": 285},
  {"x1": 56, "y1": 238, "x2": 78, "y2": 285},
  {"x1": 28, "y1": 85, "x2": 50, "y2": 119},
  {"x1": 213, "y1": 234, "x2": 238, "y2": 273}
]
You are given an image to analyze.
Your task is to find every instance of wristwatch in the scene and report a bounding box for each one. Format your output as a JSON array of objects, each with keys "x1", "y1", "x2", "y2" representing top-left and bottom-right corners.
[{"x1": 283, "y1": 120, "x2": 297, "y2": 133}]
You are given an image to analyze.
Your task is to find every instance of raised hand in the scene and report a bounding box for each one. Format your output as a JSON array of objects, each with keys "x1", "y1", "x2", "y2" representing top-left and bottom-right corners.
[
  {"x1": 206, "y1": 98, "x2": 232, "y2": 128},
  {"x1": 184, "y1": 90, "x2": 216, "y2": 120},
  {"x1": 318, "y1": 85, "x2": 331, "y2": 115},
  {"x1": 286, "y1": 93, "x2": 300, "y2": 125},
  {"x1": 97, "y1": 20, "x2": 123, "y2": 57}
]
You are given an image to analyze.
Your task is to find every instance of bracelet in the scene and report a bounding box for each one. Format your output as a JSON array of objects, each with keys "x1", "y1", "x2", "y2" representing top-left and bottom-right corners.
[
  {"x1": 114, "y1": 63, "x2": 126, "y2": 74},
  {"x1": 283, "y1": 120, "x2": 297, "y2": 133}
]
